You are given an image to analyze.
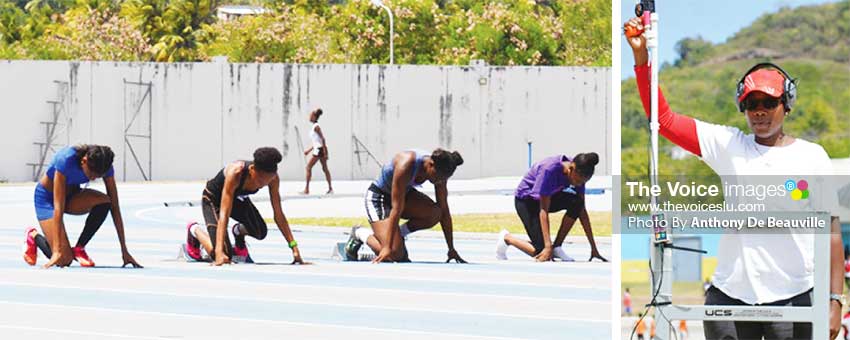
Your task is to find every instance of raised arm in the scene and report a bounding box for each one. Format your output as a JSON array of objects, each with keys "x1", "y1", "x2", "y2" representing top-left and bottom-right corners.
[{"x1": 626, "y1": 17, "x2": 701, "y2": 157}]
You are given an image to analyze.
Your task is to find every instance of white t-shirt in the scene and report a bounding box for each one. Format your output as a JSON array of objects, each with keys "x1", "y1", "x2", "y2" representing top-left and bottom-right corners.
[
  {"x1": 310, "y1": 122, "x2": 324, "y2": 149},
  {"x1": 696, "y1": 119, "x2": 839, "y2": 304}
]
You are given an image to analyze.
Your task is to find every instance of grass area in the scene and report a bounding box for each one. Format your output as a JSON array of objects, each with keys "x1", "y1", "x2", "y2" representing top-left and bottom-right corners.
[
  {"x1": 623, "y1": 281, "x2": 708, "y2": 313},
  {"x1": 621, "y1": 258, "x2": 718, "y2": 314},
  {"x1": 621, "y1": 258, "x2": 717, "y2": 284},
  {"x1": 270, "y1": 211, "x2": 612, "y2": 236}
]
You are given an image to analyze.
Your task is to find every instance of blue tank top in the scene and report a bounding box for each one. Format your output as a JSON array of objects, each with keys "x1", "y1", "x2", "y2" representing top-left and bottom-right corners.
[
  {"x1": 45, "y1": 146, "x2": 115, "y2": 186},
  {"x1": 372, "y1": 150, "x2": 428, "y2": 194}
]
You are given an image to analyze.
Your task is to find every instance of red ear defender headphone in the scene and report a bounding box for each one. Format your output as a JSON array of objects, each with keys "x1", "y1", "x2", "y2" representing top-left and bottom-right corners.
[{"x1": 735, "y1": 62, "x2": 797, "y2": 113}]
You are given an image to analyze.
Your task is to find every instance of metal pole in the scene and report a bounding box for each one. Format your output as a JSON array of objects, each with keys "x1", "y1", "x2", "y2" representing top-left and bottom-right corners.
[
  {"x1": 370, "y1": 0, "x2": 394, "y2": 65},
  {"x1": 641, "y1": 1, "x2": 674, "y2": 338},
  {"x1": 382, "y1": 5, "x2": 394, "y2": 65}
]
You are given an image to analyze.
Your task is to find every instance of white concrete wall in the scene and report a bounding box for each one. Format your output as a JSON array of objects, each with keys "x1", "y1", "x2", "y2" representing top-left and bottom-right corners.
[{"x1": 0, "y1": 60, "x2": 611, "y2": 182}]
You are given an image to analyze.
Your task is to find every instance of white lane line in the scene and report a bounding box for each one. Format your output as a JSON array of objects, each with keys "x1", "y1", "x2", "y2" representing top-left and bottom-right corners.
[
  {"x1": 134, "y1": 206, "x2": 182, "y2": 225},
  {"x1": 0, "y1": 301, "x2": 530, "y2": 340},
  {"x1": 0, "y1": 251, "x2": 606, "y2": 289},
  {"x1": 0, "y1": 281, "x2": 608, "y2": 322},
  {"x1": 0, "y1": 325, "x2": 165, "y2": 339},
  {"x1": 0, "y1": 273, "x2": 609, "y2": 312}
]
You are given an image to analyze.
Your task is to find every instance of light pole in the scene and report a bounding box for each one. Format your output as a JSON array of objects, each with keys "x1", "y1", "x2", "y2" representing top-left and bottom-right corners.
[{"x1": 370, "y1": 0, "x2": 394, "y2": 65}]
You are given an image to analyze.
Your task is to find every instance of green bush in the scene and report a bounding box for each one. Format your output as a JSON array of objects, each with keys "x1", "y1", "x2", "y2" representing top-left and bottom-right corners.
[{"x1": 0, "y1": 0, "x2": 612, "y2": 66}]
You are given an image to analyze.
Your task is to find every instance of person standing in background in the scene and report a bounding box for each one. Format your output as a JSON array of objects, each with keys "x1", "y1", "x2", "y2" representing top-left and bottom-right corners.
[{"x1": 301, "y1": 108, "x2": 333, "y2": 195}]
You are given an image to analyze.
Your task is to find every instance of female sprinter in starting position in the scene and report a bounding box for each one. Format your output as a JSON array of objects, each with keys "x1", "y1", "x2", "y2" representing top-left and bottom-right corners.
[
  {"x1": 625, "y1": 17, "x2": 843, "y2": 339},
  {"x1": 184, "y1": 147, "x2": 305, "y2": 265},
  {"x1": 496, "y1": 152, "x2": 607, "y2": 262},
  {"x1": 23, "y1": 144, "x2": 142, "y2": 268},
  {"x1": 345, "y1": 149, "x2": 466, "y2": 263}
]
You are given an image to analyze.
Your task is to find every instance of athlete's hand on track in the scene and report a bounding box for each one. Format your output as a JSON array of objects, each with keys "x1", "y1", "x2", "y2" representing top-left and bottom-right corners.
[
  {"x1": 446, "y1": 249, "x2": 467, "y2": 263},
  {"x1": 290, "y1": 248, "x2": 311, "y2": 265},
  {"x1": 589, "y1": 250, "x2": 608, "y2": 262},
  {"x1": 372, "y1": 248, "x2": 392, "y2": 263},
  {"x1": 291, "y1": 257, "x2": 311, "y2": 265},
  {"x1": 535, "y1": 247, "x2": 554, "y2": 262},
  {"x1": 213, "y1": 251, "x2": 230, "y2": 266},
  {"x1": 121, "y1": 252, "x2": 143, "y2": 268},
  {"x1": 44, "y1": 244, "x2": 73, "y2": 268}
]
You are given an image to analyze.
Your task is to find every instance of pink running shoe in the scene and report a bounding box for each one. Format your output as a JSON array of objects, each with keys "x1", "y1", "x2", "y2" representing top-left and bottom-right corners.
[
  {"x1": 73, "y1": 246, "x2": 95, "y2": 267},
  {"x1": 231, "y1": 224, "x2": 253, "y2": 263},
  {"x1": 185, "y1": 222, "x2": 203, "y2": 261},
  {"x1": 232, "y1": 245, "x2": 253, "y2": 264},
  {"x1": 23, "y1": 227, "x2": 38, "y2": 266},
  {"x1": 231, "y1": 246, "x2": 254, "y2": 263}
]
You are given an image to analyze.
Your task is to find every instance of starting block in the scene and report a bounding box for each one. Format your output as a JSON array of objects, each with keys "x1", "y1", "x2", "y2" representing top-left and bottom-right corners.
[
  {"x1": 332, "y1": 242, "x2": 348, "y2": 261},
  {"x1": 332, "y1": 242, "x2": 374, "y2": 262},
  {"x1": 177, "y1": 244, "x2": 211, "y2": 262}
]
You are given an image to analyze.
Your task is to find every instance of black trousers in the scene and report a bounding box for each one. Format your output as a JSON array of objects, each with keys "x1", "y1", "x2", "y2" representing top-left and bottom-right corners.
[
  {"x1": 201, "y1": 194, "x2": 268, "y2": 257},
  {"x1": 514, "y1": 191, "x2": 584, "y2": 255}
]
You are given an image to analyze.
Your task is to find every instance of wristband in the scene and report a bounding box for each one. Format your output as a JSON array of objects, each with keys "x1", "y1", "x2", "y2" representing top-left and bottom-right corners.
[{"x1": 288, "y1": 240, "x2": 298, "y2": 249}]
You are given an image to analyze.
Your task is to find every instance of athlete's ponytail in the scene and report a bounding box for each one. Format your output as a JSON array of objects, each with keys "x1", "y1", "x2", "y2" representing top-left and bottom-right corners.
[
  {"x1": 431, "y1": 149, "x2": 464, "y2": 178},
  {"x1": 573, "y1": 152, "x2": 599, "y2": 178},
  {"x1": 253, "y1": 147, "x2": 282, "y2": 173}
]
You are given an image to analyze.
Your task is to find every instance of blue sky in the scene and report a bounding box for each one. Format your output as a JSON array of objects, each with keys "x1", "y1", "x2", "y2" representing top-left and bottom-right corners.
[{"x1": 619, "y1": 0, "x2": 840, "y2": 79}]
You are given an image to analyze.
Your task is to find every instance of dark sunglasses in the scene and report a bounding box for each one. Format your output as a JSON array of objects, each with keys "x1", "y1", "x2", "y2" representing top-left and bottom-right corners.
[{"x1": 743, "y1": 97, "x2": 781, "y2": 111}]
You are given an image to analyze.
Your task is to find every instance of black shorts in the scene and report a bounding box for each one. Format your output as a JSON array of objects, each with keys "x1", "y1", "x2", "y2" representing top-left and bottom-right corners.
[
  {"x1": 364, "y1": 184, "x2": 392, "y2": 223},
  {"x1": 515, "y1": 191, "x2": 585, "y2": 255},
  {"x1": 363, "y1": 183, "x2": 422, "y2": 223},
  {"x1": 201, "y1": 191, "x2": 268, "y2": 256},
  {"x1": 312, "y1": 147, "x2": 325, "y2": 158}
]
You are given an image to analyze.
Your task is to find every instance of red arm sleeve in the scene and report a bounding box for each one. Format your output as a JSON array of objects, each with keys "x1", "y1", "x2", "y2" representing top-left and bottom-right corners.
[{"x1": 634, "y1": 64, "x2": 701, "y2": 157}]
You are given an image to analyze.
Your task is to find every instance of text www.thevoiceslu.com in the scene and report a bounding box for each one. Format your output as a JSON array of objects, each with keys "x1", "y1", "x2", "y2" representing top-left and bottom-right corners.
[{"x1": 627, "y1": 201, "x2": 766, "y2": 213}]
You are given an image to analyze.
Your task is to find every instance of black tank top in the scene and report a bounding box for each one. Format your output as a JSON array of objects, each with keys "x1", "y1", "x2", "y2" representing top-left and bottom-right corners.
[{"x1": 204, "y1": 161, "x2": 259, "y2": 205}]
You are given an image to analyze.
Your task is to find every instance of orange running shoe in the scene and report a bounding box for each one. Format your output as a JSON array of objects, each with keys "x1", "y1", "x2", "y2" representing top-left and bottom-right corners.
[{"x1": 73, "y1": 246, "x2": 95, "y2": 267}]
